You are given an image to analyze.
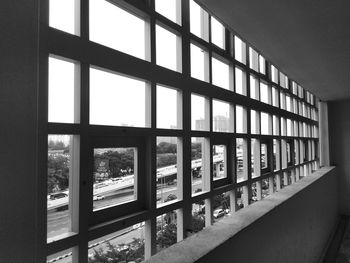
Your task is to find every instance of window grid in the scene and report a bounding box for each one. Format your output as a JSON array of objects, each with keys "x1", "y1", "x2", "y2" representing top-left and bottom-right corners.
[{"x1": 42, "y1": 0, "x2": 320, "y2": 262}]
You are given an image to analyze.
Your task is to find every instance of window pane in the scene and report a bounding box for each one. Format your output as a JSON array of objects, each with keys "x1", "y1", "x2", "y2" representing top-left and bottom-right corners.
[
  {"x1": 47, "y1": 135, "x2": 77, "y2": 242},
  {"x1": 261, "y1": 112, "x2": 271, "y2": 135},
  {"x1": 49, "y1": 0, "x2": 78, "y2": 35},
  {"x1": 88, "y1": 223, "x2": 145, "y2": 263},
  {"x1": 250, "y1": 75, "x2": 259, "y2": 100},
  {"x1": 156, "y1": 25, "x2": 182, "y2": 72},
  {"x1": 271, "y1": 65, "x2": 278, "y2": 83},
  {"x1": 90, "y1": 67, "x2": 149, "y2": 127},
  {"x1": 210, "y1": 17, "x2": 225, "y2": 49},
  {"x1": 235, "y1": 67, "x2": 246, "y2": 95},
  {"x1": 236, "y1": 105, "x2": 247, "y2": 133},
  {"x1": 212, "y1": 100, "x2": 234, "y2": 132},
  {"x1": 190, "y1": 0, "x2": 209, "y2": 41},
  {"x1": 259, "y1": 55, "x2": 266, "y2": 74},
  {"x1": 272, "y1": 87, "x2": 279, "y2": 107},
  {"x1": 90, "y1": 0, "x2": 148, "y2": 60},
  {"x1": 212, "y1": 56, "x2": 231, "y2": 90},
  {"x1": 191, "y1": 137, "x2": 208, "y2": 195},
  {"x1": 213, "y1": 192, "x2": 230, "y2": 222},
  {"x1": 260, "y1": 81, "x2": 270, "y2": 104},
  {"x1": 249, "y1": 47, "x2": 259, "y2": 72},
  {"x1": 251, "y1": 110, "x2": 260, "y2": 134},
  {"x1": 261, "y1": 143, "x2": 268, "y2": 169},
  {"x1": 236, "y1": 138, "x2": 247, "y2": 183},
  {"x1": 251, "y1": 139, "x2": 260, "y2": 178},
  {"x1": 156, "y1": 211, "x2": 178, "y2": 252},
  {"x1": 157, "y1": 85, "x2": 182, "y2": 129},
  {"x1": 191, "y1": 94, "x2": 209, "y2": 131},
  {"x1": 234, "y1": 36, "x2": 246, "y2": 64},
  {"x1": 191, "y1": 43, "x2": 209, "y2": 82},
  {"x1": 93, "y1": 147, "x2": 137, "y2": 211},
  {"x1": 213, "y1": 145, "x2": 226, "y2": 180},
  {"x1": 155, "y1": 0, "x2": 181, "y2": 24},
  {"x1": 49, "y1": 56, "x2": 78, "y2": 123},
  {"x1": 157, "y1": 137, "x2": 180, "y2": 207},
  {"x1": 190, "y1": 202, "x2": 206, "y2": 233}
]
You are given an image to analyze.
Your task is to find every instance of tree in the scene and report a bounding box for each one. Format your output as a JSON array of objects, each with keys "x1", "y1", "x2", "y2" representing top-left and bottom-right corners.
[{"x1": 156, "y1": 223, "x2": 177, "y2": 250}]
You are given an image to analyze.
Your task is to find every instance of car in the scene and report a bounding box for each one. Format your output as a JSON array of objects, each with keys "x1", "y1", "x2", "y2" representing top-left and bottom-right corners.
[
  {"x1": 93, "y1": 195, "x2": 105, "y2": 201},
  {"x1": 49, "y1": 193, "x2": 68, "y2": 200},
  {"x1": 213, "y1": 209, "x2": 225, "y2": 219},
  {"x1": 132, "y1": 222, "x2": 145, "y2": 229}
]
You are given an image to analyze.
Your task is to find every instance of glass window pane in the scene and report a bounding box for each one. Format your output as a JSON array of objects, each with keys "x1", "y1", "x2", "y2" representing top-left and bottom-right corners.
[
  {"x1": 236, "y1": 105, "x2": 247, "y2": 133},
  {"x1": 49, "y1": 0, "x2": 78, "y2": 35},
  {"x1": 211, "y1": 17, "x2": 225, "y2": 49},
  {"x1": 250, "y1": 110, "x2": 260, "y2": 134},
  {"x1": 260, "y1": 81, "x2": 270, "y2": 104},
  {"x1": 90, "y1": 0, "x2": 148, "y2": 60},
  {"x1": 47, "y1": 135, "x2": 77, "y2": 242},
  {"x1": 191, "y1": 137, "x2": 208, "y2": 195},
  {"x1": 212, "y1": 100, "x2": 234, "y2": 133},
  {"x1": 234, "y1": 36, "x2": 246, "y2": 64},
  {"x1": 259, "y1": 55, "x2": 266, "y2": 74},
  {"x1": 88, "y1": 223, "x2": 145, "y2": 262},
  {"x1": 157, "y1": 85, "x2": 182, "y2": 129},
  {"x1": 190, "y1": 202, "x2": 206, "y2": 233},
  {"x1": 156, "y1": 137, "x2": 180, "y2": 207},
  {"x1": 93, "y1": 147, "x2": 137, "y2": 211},
  {"x1": 191, "y1": 94, "x2": 209, "y2": 131},
  {"x1": 236, "y1": 138, "x2": 247, "y2": 183},
  {"x1": 261, "y1": 143, "x2": 268, "y2": 169},
  {"x1": 90, "y1": 67, "x2": 150, "y2": 127},
  {"x1": 235, "y1": 67, "x2": 246, "y2": 95},
  {"x1": 213, "y1": 145, "x2": 226, "y2": 180},
  {"x1": 261, "y1": 112, "x2": 270, "y2": 135},
  {"x1": 249, "y1": 47, "x2": 259, "y2": 72},
  {"x1": 213, "y1": 192, "x2": 230, "y2": 222},
  {"x1": 251, "y1": 139, "x2": 260, "y2": 178},
  {"x1": 190, "y1": 0, "x2": 209, "y2": 41},
  {"x1": 212, "y1": 56, "x2": 231, "y2": 90},
  {"x1": 271, "y1": 65, "x2": 278, "y2": 83},
  {"x1": 272, "y1": 87, "x2": 279, "y2": 107},
  {"x1": 156, "y1": 25, "x2": 182, "y2": 72},
  {"x1": 47, "y1": 248, "x2": 73, "y2": 263},
  {"x1": 49, "y1": 56, "x2": 78, "y2": 123},
  {"x1": 250, "y1": 74, "x2": 259, "y2": 100},
  {"x1": 190, "y1": 43, "x2": 209, "y2": 82},
  {"x1": 155, "y1": 0, "x2": 181, "y2": 24},
  {"x1": 156, "y1": 211, "x2": 178, "y2": 252}
]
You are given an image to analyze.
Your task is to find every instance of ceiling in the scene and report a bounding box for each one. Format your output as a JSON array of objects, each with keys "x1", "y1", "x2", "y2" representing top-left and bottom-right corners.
[{"x1": 197, "y1": 0, "x2": 350, "y2": 101}]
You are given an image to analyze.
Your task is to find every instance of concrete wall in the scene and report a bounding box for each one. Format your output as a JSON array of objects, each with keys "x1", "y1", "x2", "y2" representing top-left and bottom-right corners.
[
  {"x1": 0, "y1": 0, "x2": 40, "y2": 262},
  {"x1": 329, "y1": 100, "x2": 350, "y2": 215},
  {"x1": 147, "y1": 167, "x2": 338, "y2": 263}
]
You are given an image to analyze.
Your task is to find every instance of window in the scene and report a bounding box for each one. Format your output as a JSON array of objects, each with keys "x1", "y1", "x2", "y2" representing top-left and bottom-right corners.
[
  {"x1": 90, "y1": 0, "x2": 149, "y2": 60},
  {"x1": 43, "y1": 0, "x2": 320, "y2": 260},
  {"x1": 156, "y1": 24, "x2": 182, "y2": 72}
]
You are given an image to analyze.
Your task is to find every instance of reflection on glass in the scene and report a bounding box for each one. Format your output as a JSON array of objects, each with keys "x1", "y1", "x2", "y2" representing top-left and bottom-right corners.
[
  {"x1": 49, "y1": 56, "x2": 77, "y2": 123},
  {"x1": 88, "y1": 223, "x2": 145, "y2": 263},
  {"x1": 210, "y1": 17, "x2": 225, "y2": 49},
  {"x1": 90, "y1": 0, "x2": 148, "y2": 60},
  {"x1": 47, "y1": 135, "x2": 74, "y2": 242},
  {"x1": 251, "y1": 110, "x2": 259, "y2": 134},
  {"x1": 212, "y1": 57, "x2": 231, "y2": 90},
  {"x1": 190, "y1": 43, "x2": 209, "y2": 82},
  {"x1": 261, "y1": 143, "x2": 268, "y2": 169},
  {"x1": 212, "y1": 145, "x2": 226, "y2": 180},
  {"x1": 249, "y1": 48, "x2": 259, "y2": 72},
  {"x1": 191, "y1": 94, "x2": 208, "y2": 131},
  {"x1": 212, "y1": 100, "x2": 234, "y2": 133},
  {"x1": 93, "y1": 147, "x2": 136, "y2": 211},
  {"x1": 235, "y1": 67, "x2": 246, "y2": 95},
  {"x1": 212, "y1": 192, "x2": 230, "y2": 222},
  {"x1": 156, "y1": 25, "x2": 181, "y2": 72},
  {"x1": 272, "y1": 87, "x2": 279, "y2": 107},
  {"x1": 262, "y1": 179, "x2": 269, "y2": 198},
  {"x1": 156, "y1": 137, "x2": 179, "y2": 207},
  {"x1": 250, "y1": 74, "x2": 259, "y2": 100},
  {"x1": 157, "y1": 85, "x2": 182, "y2": 129},
  {"x1": 235, "y1": 187, "x2": 244, "y2": 210},
  {"x1": 90, "y1": 67, "x2": 149, "y2": 127},
  {"x1": 156, "y1": 211, "x2": 178, "y2": 252},
  {"x1": 251, "y1": 139, "x2": 260, "y2": 178},
  {"x1": 49, "y1": 0, "x2": 77, "y2": 35}
]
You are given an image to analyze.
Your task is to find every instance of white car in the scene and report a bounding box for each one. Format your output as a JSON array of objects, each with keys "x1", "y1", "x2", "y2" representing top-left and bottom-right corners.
[
  {"x1": 93, "y1": 195, "x2": 105, "y2": 201},
  {"x1": 213, "y1": 209, "x2": 225, "y2": 219}
]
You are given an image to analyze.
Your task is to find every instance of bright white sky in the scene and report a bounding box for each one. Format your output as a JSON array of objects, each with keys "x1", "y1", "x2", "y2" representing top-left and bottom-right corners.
[{"x1": 48, "y1": 0, "x2": 244, "y2": 131}]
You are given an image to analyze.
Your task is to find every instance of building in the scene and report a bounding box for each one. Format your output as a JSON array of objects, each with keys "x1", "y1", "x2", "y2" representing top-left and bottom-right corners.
[{"x1": 1, "y1": 0, "x2": 349, "y2": 262}]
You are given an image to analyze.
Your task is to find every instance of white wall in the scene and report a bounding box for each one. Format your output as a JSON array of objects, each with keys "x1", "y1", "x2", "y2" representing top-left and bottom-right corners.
[{"x1": 0, "y1": 0, "x2": 40, "y2": 262}]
